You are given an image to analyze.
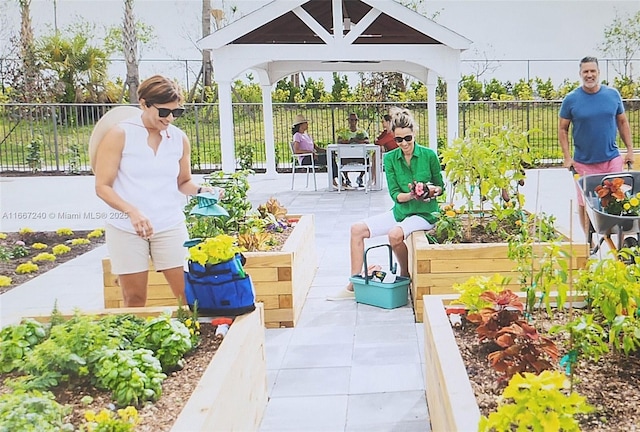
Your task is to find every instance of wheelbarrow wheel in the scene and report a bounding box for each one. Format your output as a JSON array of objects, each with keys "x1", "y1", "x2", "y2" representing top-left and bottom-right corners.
[{"x1": 618, "y1": 237, "x2": 639, "y2": 265}]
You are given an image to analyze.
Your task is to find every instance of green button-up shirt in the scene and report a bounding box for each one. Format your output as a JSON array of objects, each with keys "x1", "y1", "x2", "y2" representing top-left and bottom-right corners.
[{"x1": 383, "y1": 143, "x2": 444, "y2": 224}]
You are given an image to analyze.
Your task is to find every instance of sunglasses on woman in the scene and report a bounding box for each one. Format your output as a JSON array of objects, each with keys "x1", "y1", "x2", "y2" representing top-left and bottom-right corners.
[
  {"x1": 152, "y1": 105, "x2": 185, "y2": 118},
  {"x1": 394, "y1": 135, "x2": 413, "y2": 143}
]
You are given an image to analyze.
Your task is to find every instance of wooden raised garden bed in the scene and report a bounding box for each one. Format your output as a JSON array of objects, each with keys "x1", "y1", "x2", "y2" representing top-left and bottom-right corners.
[
  {"x1": 25, "y1": 304, "x2": 268, "y2": 431},
  {"x1": 408, "y1": 231, "x2": 589, "y2": 322},
  {"x1": 422, "y1": 292, "x2": 587, "y2": 432},
  {"x1": 102, "y1": 214, "x2": 318, "y2": 328},
  {"x1": 422, "y1": 295, "x2": 480, "y2": 432}
]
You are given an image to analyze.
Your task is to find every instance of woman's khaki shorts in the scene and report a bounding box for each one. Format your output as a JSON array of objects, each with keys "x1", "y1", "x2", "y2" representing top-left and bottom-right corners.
[{"x1": 105, "y1": 223, "x2": 188, "y2": 275}]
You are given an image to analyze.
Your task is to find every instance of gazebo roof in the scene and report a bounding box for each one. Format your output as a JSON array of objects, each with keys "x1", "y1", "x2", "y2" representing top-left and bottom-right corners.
[
  {"x1": 198, "y1": 0, "x2": 472, "y2": 83},
  {"x1": 197, "y1": 0, "x2": 471, "y2": 175}
]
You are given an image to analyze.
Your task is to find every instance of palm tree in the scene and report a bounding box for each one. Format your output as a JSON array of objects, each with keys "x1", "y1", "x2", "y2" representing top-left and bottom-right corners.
[
  {"x1": 38, "y1": 30, "x2": 109, "y2": 103},
  {"x1": 123, "y1": 0, "x2": 139, "y2": 103}
]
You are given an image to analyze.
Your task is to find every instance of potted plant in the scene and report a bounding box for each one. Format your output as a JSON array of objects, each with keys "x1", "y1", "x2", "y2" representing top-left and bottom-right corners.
[{"x1": 408, "y1": 122, "x2": 589, "y2": 322}]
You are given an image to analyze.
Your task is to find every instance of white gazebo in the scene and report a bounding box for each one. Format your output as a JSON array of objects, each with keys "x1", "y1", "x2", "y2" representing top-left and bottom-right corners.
[{"x1": 198, "y1": 0, "x2": 471, "y2": 175}]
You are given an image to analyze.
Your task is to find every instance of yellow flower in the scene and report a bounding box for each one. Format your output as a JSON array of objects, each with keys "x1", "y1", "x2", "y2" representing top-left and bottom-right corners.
[
  {"x1": 18, "y1": 227, "x2": 34, "y2": 234},
  {"x1": 52, "y1": 244, "x2": 71, "y2": 255},
  {"x1": 95, "y1": 409, "x2": 111, "y2": 423},
  {"x1": 515, "y1": 220, "x2": 522, "y2": 226},
  {"x1": 624, "y1": 203, "x2": 631, "y2": 210},
  {"x1": 84, "y1": 410, "x2": 96, "y2": 422},
  {"x1": 630, "y1": 197, "x2": 639, "y2": 207},
  {"x1": 33, "y1": 252, "x2": 56, "y2": 262},
  {"x1": 56, "y1": 228, "x2": 74, "y2": 236},
  {"x1": 0, "y1": 276, "x2": 12, "y2": 287},
  {"x1": 32, "y1": 243, "x2": 48, "y2": 250},
  {"x1": 445, "y1": 210, "x2": 456, "y2": 218},
  {"x1": 0, "y1": 233, "x2": 6, "y2": 240},
  {"x1": 87, "y1": 229, "x2": 104, "y2": 239},
  {"x1": 70, "y1": 238, "x2": 90, "y2": 246},
  {"x1": 16, "y1": 261, "x2": 38, "y2": 274},
  {"x1": 185, "y1": 318, "x2": 192, "y2": 327},
  {"x1": 188, "y1": 234, "x2": 244, "y2": 266},
  {"x1": 117, "y1": 406, "x2": 139, "y2": 424}
]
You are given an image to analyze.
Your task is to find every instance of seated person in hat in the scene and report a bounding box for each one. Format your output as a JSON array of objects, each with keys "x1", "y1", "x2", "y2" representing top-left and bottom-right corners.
[
  {"x1": 337, "y1": 112, "x2": 370, "y2": 188},
  {"x1": 292, "y1": 114, "x2": 339, "y2": 186}
]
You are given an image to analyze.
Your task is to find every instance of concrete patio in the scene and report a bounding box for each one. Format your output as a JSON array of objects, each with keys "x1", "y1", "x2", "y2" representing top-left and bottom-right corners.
[{"x1": 0, "y1": 168, "x2": 586, "y2": 431}]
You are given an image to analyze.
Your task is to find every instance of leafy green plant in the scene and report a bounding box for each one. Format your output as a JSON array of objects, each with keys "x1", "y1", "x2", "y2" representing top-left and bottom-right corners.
[
  {"x1": 93, "y1": 348, "x2": 166, "y2": 407},
  {"x1": 26, "y1": 134, "x2": 43, "y2": 172},
  {"x1": 576, "y1": 258, "x2": 640, "y2": 323},
  {"x1": 433, "y1": 204, "x2": 464, "y2": 243},
  {"x1": 18, "y1": 314, "x2": 118, "y2": 388},
  {"x1": 0, "y1": 245, "x2": 12, "y2": 261},
  {"x1": 0, "y1": 390, "x2": 73, "y2": 432},
  {"x1": 176, "y1": 303, "x2": 201, "y2": 347},
  {"x1": 0, "y1": 319, "x2": 47, "y2": 373},
  {"x1": 98, "y1": 314, "x2": 146, "y2": 349},
  {"x1": 11, "y1": 244, "x2": 30, "y2": 258},
  {"x1": 80, "y1": 406, "x2": 139, "y2": 432},
  {"x1": 441, "y1": 122, "x2": 532, "y2": 240},
  {"x1": 236, "y1": 144, "x2": 255, "y2": 171},
  {"x1": 478, "y1": 370, "x2": 593, "y2": 432},
  {"x1": 608, "y1": 315, "x2": 640, "y2": 356},
  {"x1": 451, "y1": 273, "x2": 509, "y2": 313},
  {"x1": 67, "y1": 142, "x2": 82, "y2": 175},
  {"x1": 132, "y1": 314, "x2": 192, "y2": 371},
  {"x1": 549, "y1": 313, "x2": 609, "y2": 389},
  {"x1": 185, "y1": 170, "x2": 253, "y2": 238}
]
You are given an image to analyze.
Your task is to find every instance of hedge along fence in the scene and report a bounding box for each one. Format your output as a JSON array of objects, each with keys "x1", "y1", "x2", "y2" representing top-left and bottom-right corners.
[{"x1": 1, "y1": 100, "x2": 639, "y2": 173}]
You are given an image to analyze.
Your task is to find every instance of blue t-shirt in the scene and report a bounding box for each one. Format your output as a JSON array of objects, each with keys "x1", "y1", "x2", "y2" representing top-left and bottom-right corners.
[{"x1": 559, "y1": 85, "x2": 624, "y2": 164}]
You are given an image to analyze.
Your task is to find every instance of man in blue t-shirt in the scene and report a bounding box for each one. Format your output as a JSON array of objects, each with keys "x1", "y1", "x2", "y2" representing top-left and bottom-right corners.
[{"x1": 559, "y1": 56, "x2": 634, "y2": 239}]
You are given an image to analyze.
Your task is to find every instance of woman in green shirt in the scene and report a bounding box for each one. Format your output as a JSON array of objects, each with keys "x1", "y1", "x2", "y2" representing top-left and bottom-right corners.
[{"x1": 328, "y1": 107, "x2": 444, "y2": 300}]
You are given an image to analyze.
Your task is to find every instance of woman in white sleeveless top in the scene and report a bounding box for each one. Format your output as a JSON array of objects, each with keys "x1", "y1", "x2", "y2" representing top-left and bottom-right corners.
[{"x1": 94, "y1": 75, "x2": 219, "y2": 307}]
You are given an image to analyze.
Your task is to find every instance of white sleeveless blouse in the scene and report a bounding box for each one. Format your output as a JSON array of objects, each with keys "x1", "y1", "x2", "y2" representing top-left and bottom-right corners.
[{"x1": 108, "y1": 114, "x2": 186, "y2": 234}]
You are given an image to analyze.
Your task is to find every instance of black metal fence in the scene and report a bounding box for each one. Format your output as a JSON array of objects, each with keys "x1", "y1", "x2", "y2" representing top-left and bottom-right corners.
[{"x1": 1, "y1": 100, "x2": 639, "y2": 174}]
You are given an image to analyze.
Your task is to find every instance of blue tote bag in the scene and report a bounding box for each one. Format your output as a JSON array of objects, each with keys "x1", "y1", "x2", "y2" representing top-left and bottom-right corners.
[{"x1": 184, "y1": 253, "x2": 256, "y2": 316}]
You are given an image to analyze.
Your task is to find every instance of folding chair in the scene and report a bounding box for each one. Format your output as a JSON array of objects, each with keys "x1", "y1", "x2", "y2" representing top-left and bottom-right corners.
[
  {"x1": 289, "y1": 141, "x2": 317, "y2": 191},
  {"x1": 336, "y1": 144, "x2": 371, "y2": 193}
]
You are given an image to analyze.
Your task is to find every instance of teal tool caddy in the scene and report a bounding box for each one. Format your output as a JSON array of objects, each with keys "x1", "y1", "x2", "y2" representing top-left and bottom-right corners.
[{"x1": 349, "y1": 244, "x2": 410, "y2": 309}]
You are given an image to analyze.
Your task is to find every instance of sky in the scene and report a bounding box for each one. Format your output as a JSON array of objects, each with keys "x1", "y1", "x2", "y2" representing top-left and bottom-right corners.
[{"x1": 1, "y1": 0, "x2": 639, "y2": 87}]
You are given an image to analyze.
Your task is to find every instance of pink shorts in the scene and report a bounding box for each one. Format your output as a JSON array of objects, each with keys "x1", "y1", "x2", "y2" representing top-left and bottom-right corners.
[{"x1": 573, "y1": 156, "x2": 624, "y2": 206}]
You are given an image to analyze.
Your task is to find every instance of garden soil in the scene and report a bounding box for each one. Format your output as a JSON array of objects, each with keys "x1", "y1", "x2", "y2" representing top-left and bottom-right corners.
[{"x1": 454, "y1": 311, "x2": 640, "y2": 431}]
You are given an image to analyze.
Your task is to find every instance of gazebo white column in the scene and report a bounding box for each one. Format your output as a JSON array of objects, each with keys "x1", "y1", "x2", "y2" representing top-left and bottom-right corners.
[
  {"x1": 217, "y1": 80, "x2": 236, "y2": 173},
  {"x1": 261, "y1": 83, "x2": 278, "y2": 177},
  {"x1": 446, "y1": 78, "x2": 459, "y2": 145},
  {"x1": 426, "y1": 72, "x2": 438, "y2": 154}
]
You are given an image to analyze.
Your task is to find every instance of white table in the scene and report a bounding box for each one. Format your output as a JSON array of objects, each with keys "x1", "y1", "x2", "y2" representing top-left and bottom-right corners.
[{"x1": 326, "y1": 144, "x2": 383, "y2": 191}]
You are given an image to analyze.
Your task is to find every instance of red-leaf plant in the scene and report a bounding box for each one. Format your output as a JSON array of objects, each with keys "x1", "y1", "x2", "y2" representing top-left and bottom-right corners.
[{"x1": 466, "y1": 290, "x2": 559, "y2": 381}]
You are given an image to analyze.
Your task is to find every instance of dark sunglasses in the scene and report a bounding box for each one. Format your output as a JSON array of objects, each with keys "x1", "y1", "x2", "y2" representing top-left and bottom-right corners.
[
  {"x1": 152, "y1": 105, "x2": 185, "y2": 118},
  {"x1": 394, "y1": 135, "x2": 413, "y2": 143}
]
